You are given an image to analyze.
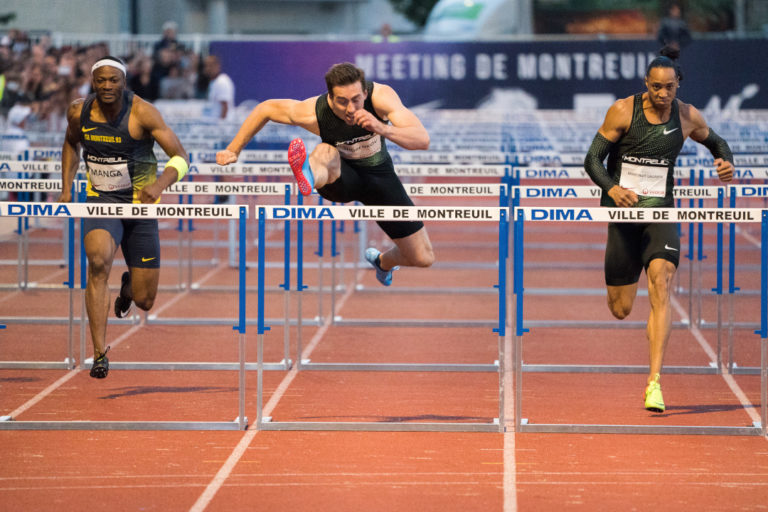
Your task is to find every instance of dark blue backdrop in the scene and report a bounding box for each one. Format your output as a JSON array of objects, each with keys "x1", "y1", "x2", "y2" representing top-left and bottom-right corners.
[{"x1": 210, "y1": 39, "x2": 767, "y2": 110}]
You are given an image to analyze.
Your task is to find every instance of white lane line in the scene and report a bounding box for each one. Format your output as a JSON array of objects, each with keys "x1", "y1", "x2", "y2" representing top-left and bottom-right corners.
[
  {"x1": 671, "y1": 296, "x2": 763, "y2": 430},
  {"x1": 189, "y1": 275, "x2": 358, "y2": 512},
  {"x1": 5, "y1": 253, "x2": 233, "y2": 420},
  {"x1": 503, "y1": 331, "x2": 518, "y2": 512},
  {"x1": 673, "y1": 220, "x2": 766, "y2": 438},
  {"x1": 6, "y1": 323, "x2": 142, "y2": 419}
]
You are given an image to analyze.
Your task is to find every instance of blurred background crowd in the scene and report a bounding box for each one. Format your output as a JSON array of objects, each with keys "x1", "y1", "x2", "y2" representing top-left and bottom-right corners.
[{"x1": 0, "y1": 21, "x2": 216, "y2": 137}]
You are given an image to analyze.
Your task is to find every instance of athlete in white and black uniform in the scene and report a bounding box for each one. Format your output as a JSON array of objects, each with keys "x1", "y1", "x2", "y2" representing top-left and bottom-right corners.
[
  {"x1": 584, "y1": 46, "x2": 734, "y2": 412},
  {"x1": 217, "y1": 62, "x2": 434, "y2": 286}
]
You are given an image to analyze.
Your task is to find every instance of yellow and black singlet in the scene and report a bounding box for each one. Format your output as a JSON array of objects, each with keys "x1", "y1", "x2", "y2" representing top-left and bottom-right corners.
[{"x1": 80, "y1": 90, "x2": 157, "y2": 203}]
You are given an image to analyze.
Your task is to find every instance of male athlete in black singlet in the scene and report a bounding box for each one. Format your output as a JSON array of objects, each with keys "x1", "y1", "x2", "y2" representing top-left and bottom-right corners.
[
  {"x1": 584, "y1": 47, "x2": 734, "y2": 412},
  {"x1": 216, "y1": 62, "x2": 434, "y2": 287},
  {"x1": 58, "y1": 56, "x2": 189, "y2": 378}
]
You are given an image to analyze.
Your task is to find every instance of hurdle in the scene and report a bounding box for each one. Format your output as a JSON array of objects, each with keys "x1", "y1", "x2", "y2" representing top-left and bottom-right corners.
[
  {"x1": 720, "y1": 185, "x2": 768, "y2": 376},
  {"x1": 0, "y1": 201, "x2": 251, "y2": 430},
  {"x1": 508, "y1": 166, "x2": 768, "y2": 329},
  {"x1": 512, "y1": 205, "x2": 767, "y2": 436},
  {"x1": 253, "y1": 204, "x2": 509, "y2": 432}
]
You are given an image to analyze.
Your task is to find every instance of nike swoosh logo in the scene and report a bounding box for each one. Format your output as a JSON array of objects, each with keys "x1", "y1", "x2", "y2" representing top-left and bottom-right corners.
[
  {"x1": 664, "y1": 244, "x2": 678, "y2": 251},
  {"x1": 81, "y1": 127, "x2": 98, "y2": 133},
  {"x1": 141, "y1": 257, "x2": 156, "y2": 262},
  {"x1": 663, "y1": 128, "x2": 679, "y2": 135}
]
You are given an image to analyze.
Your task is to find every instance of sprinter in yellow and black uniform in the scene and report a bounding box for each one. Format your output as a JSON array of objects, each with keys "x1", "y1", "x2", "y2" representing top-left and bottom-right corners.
[{"x1": 58, "y1": 56, "x2": 189, "y2": 379}]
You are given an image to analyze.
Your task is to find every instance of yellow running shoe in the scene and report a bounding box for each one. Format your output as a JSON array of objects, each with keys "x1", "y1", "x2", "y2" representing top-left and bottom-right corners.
[{"x1": 644, "y1": 373, "x2": 665, "y2": 413}]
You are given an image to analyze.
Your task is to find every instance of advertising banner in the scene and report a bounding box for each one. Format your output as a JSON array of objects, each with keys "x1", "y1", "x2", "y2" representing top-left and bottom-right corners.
[{"x1": 211, "y1": 39, "x2": 766, "y2": 110}]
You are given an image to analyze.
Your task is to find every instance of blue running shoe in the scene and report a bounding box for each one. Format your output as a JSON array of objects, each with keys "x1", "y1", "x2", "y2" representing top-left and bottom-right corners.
[
  {"x1": 364, "y1": 248, "x2": 398, "y2": 286},
  {"x1": 287, "y1": 138, "x2": 314, "y2": 196}
]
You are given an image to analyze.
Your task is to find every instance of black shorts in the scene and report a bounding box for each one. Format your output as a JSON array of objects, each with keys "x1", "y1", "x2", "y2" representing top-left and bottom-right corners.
[
  {"x1": 316, "y1": 158, "x2": 424, "y2": 240},
  {"x1": 604, "y1": 222, "x2": 680, "y2": 286},
  {"x1": 83, "y1": 196, "x2": 160, "y2": 269}
]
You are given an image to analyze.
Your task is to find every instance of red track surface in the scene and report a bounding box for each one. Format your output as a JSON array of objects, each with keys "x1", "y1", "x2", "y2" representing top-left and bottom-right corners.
[{"x1": 2, "y1": 194, "x2": 767, "y2": 511}]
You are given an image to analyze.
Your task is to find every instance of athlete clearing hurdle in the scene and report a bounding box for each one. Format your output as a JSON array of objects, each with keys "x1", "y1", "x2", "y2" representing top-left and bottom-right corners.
[
  {"x1": 216, "y1": 62, "x2": 434, "y2": 286},
  {"x1": 584, "y1": 46, "x2": 734, "y2": 412},
  {"x1": 58, "y1": 56, "x2": 189, "y2": 378}
]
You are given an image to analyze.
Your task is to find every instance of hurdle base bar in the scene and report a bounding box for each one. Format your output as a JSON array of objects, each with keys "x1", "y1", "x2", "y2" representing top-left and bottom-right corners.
[
  {"x1": 0, "y1": 359, "x2": 75, "y2": 370},
  {"x1": 700, "y1": 321, "x2": 761, "y2": 330},
  {"x1": 0, "y1": 283, "x2": 68, "y2": 291},
  {"x1": 145, "y1": 316, "x2": 323, "y2": 327},
  {"x1": 100, "y1": 360, "x2": 292, "y2": 371},
  {"x1": 258, "y1": 418, "x2": 501, "y2": 433},
  {"x1": 0, "y1": 419, "x2": 247, "y2": 431},
  {"x1": 524, "y1": 320, "x2": 690, "y2": 329},
  {"x1": 517, "y1": 419, "x2": 763, "y2": 436},
  {"x1": 332, "y1": 318, "x2": 496, "y2": 328},
  {"x1": 298, "y1": 360, "x2": 498, "y2": 372},
  {"x1": 353, "y1": 285, "x2": 496, "y2": 295},
  {"x1": 522, "y1": 363, "x2": 718, "y2": 375},
  {"x1": 1, "y1": 316, "x2": 138, "y2": 326},
  {"x1": 729, "y1": 363, "x2": 763, "y2": 375}
]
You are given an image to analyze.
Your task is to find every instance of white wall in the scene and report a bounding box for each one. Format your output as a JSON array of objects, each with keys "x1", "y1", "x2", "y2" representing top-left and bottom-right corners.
[
  {"x1": 0, "y1": 0, "x2": 127, "y2": 34},
  {"x1": 0, "y1": 0, "x2": 416, "y2": 37}
]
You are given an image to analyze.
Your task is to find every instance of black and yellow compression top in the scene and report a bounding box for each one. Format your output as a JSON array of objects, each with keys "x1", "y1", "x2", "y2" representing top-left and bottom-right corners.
[{"x1": 80, "y1": 90, "x2": 157, "y2": 203}]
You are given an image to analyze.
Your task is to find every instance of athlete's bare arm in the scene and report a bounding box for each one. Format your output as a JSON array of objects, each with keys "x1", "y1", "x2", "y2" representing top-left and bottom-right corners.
[
  {"x1": 679, "y1": 101, "x2": 734, "y2": 182},
  {"x1": 58, "y1": 100, "x2": 84, "y2": 203},
  {"x1": 216, "y1": 98, "x2": 320, "y2": 165},
  {"x1": 133, "y1": 97, "x2": 189, "y2": 203},
  {"x1": 366, "y1": 83, "x2": 429, "y2": 150},
  {"x1": 597, "y1": 97, "x2": 638, "y2": 207}
]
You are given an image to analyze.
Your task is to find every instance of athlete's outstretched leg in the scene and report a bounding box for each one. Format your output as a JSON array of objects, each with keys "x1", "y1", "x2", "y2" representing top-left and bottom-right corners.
[{"x1": 365, "y1": 227, "x2": 434, "y2": 286}]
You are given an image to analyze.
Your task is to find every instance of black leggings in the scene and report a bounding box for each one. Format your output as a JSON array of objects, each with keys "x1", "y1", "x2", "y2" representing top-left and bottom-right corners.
[
  {"x1": 604, "y1": 222, "x2": 680, "y2": 286},
  {"x1": 317, "y1": 159, "x2": 424, "y2": 240}
]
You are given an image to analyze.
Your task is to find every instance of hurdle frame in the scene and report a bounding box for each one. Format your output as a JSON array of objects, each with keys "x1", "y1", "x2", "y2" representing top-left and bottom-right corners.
[
  {"x1": 509, "y1": 181, "x2": 732, "y2": 376},
  {"x1": 512, "y1": 206, "x2": 767, "y2": 436},
  {"x1": 255, "y1": 204, "x2": 509, "y2": 432},
  {"x1": 0, "y1": 202, "x2": 251, "y2": 431}
]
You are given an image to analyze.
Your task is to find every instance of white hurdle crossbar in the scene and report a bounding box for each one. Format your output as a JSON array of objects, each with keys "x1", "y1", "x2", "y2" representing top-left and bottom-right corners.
[{"x1": 512, "y1": 206, "x2": 767, "y2": 436}]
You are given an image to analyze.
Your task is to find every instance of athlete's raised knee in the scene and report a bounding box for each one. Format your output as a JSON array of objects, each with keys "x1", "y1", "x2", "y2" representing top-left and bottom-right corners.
[
  {"x1": 415, "y1": 248, "x2": 435, "y2": 268},
  {"x1": 403, "y1": 247, "x2": 434, "y2": 268}
]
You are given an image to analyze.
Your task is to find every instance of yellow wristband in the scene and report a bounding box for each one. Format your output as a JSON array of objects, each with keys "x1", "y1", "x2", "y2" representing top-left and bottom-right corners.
[{"x1": 166, "y1": 155, "x2": 189, "y2": 182}]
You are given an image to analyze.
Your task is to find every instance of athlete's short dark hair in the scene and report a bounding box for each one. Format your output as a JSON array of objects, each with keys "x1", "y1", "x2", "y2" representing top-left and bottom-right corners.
[
  {"x1": 325, "y1": 63, "x2": 365, "y2": 97},
  {"x1": 646, "y1": 45, "x2": 683, "y2": 82}
]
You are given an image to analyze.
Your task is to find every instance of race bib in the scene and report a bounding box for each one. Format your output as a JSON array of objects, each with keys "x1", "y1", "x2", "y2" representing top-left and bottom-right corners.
[
  {"x1": 619, "y1": 162, "x2": 668, "y2": 197},
  {"x1": 87, "y1": 160, "x2": 131, "y2": 192},
  {"x1": 336, "y1": 134, "x2": 382, "y2": 161}
]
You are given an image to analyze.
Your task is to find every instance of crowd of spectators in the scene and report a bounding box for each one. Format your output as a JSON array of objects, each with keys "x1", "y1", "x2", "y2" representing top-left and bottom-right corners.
[{"x1": 0, "y1": 23, "x2": 213, "y2": 138}]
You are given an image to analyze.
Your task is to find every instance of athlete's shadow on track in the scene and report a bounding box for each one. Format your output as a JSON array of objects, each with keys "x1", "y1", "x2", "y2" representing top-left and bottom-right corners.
[
  {"x1": 99, "y1": 386, "x2": 237, "y2": 400},
  {"x1": 0, "y1": 377, "x2": 41, "y2": 383},
  {"x1": 648, "y1": 403, "x2": 758, "y2": 417}
]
